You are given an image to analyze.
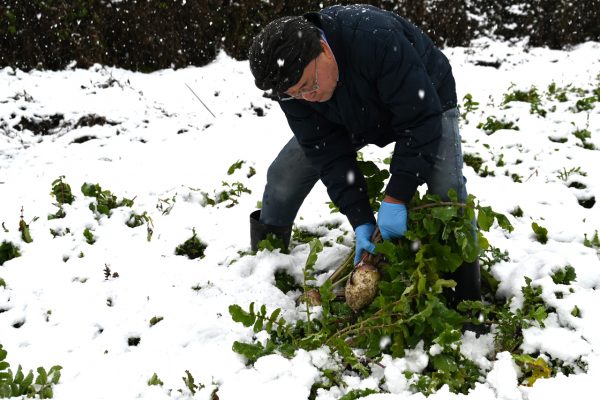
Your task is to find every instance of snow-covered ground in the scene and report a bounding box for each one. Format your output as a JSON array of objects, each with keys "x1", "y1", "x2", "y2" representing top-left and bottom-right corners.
[{"x1": 0, "y1": 39, "x2": 599, "y2": 400}]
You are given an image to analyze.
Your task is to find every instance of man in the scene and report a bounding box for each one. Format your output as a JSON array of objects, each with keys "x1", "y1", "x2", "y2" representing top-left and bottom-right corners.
[{"x1": 247, "y1": 4, "x2": 480, "y2": 304}]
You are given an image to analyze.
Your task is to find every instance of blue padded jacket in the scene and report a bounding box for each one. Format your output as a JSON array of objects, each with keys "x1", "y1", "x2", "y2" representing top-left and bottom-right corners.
[{"x1": 279, "y1": 5, "x2": 457, "y2": 228}]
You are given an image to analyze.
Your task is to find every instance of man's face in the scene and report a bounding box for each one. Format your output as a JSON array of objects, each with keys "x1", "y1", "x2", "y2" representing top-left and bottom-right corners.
[{"x1": 284, "y1": 40, "x2": 339, "y2": 103}]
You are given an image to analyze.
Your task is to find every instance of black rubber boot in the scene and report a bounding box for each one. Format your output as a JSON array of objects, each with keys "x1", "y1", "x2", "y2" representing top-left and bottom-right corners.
[
  {"x1": 250, "y1": 210, "x2": 292, "y2": 252},
  {"x1": 451, "y1": 259, "x2": 482, "y2": 304},
  {"x1": 450, "y1": 259, "x2": 486, "y2": 335}
]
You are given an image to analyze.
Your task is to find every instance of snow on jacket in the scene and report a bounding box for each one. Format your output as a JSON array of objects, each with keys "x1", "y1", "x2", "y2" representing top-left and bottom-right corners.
[{"x1": 279, "y1": 4, "x2": 457, "y2": 229}]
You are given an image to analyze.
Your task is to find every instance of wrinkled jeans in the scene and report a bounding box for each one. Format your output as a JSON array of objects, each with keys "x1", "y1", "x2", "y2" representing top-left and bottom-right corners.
[{"x1": 260, "y1": 107, "x2": 467, "y2": 226}]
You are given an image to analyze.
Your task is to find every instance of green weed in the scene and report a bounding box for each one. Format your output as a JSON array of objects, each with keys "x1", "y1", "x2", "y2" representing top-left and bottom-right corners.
[
  {"x1": 147, "y1": 373, "x2": 163, "y2": 387},
  {"x1": 175, "y1": 229, "x2": 207, "y2": 260},
  {"x1": 274, "y1": 271, "x2": 301, "y2": 294},
  {"x1": 463, "y1": 153, "x2": 483, "y2": 173},
  {"x1": 477, "y1": 116, "x2": 519, "y2": 135},
  {"x1": 510, "y1": 206, "x2": 524, "y2": 218},
  {"x1": 557, "y1": 166, "x2": 586, "y2": 181},
  {"x1": 81, "y1": 182, "x2": 133, "y2": 217},
  {"x1": 532, "y1": 222, "x2": 549, "y2": 244},
  {"x1": 0, "y1": 344, "x2": 62, "y2": 398},
  {"x1": 584, "y1": 230, "x2": 599, "y2": 249},
  {"x1": 0, "y1": 241, "x2": 20, "y2": 266},
  {"x1": 502, "y1": 85, "x2": 547, "y2": 117},
  {"x1": 551, "y1": 266, "x2": 577, "y2": 285},
  {"x1": 460, "y1": 93, "x2": 479, "y2": 122}
]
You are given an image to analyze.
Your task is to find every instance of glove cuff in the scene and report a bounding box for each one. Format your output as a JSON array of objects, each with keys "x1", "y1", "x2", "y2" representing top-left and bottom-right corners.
[{"x1": 380, "y1": 201, "x2": 407, "y2": 211}]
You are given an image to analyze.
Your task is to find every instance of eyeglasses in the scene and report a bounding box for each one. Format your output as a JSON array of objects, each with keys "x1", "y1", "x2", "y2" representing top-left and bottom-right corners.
[{"x1": 280, "y1": 58, "x2": 319, "y2": 101}]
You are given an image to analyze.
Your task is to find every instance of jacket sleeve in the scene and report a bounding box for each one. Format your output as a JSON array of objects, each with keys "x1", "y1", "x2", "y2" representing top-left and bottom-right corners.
[
  {"x1": 279, "y1": 100, "x2": 375, "y2": 229},
  {"x1": 375, "y1": 30, "x2": 443, "y2": 203}
]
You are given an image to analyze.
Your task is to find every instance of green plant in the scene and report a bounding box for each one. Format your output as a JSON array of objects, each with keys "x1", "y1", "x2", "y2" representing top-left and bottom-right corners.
[
  {"x1": 103, "y1": 264, "x2": 118, "y2": 280},
  {"x1": 83, "y1": 228, "x2": 95, "y2": 245},
  {"x1": 460, "y1": 277, "x2": 550, "y2": 357},
  {"x1": 50, "y1": 176, "x2": 74, "y2": 205},
  {"x1": 229, "y1": 302, "x2": 296, "y2": 364},
  {"x1": 480, "y1": 245, "x2": 510, "y2": 272},
  {"x1": 203, "y1": 181, "x2": 251, "y2": 208},
  {"x1": 406, "y1": 328, "x2": 481, "y2": 395},
  {"x1": 584, "y1": 230, "x2": 600, "y2": 249},
  {"x1": 149, "y1": 316, "x2": 164, "y2": 327},
  {"x1": 301, "y1": 239, "x2": 323, "y2": 332},
  {"x1": 502, "y1": 85, "x2": 546, "y2": 117},
  {"x1": 81, "y1": 182, "x2": 133, "y2": 216},
  {"x1": 309, "y1": 367, "x2": 344, "y2": 397},
  {"x1": 572, "y1": 97, "x2": 596, "y2": 112},
  {"x1": 0, "y1": 241, "x2": 20, "y2": 266},
  {"x1": 557, "y1": 166, "x2": 586, "y2": 181},
  {"x1": 274, "y1": 271, "x2": 301, "y2": 294},
  {"x1": 0, "y1": 278, "x2": 5, "y2": 289},
  {"x1": 227, "y1": 160, "x2": 245, "y2": 175},
  {"x1": 572, "y1": 127, "x2": 595, "y2": 150},
  {"x1": 175, "y1": 229, "x2": 207, "y2": 260},
  {"x1": 510, "y1": 206, "x2": 523, "y2": 218},
  {"x1": 230, "y1": 191, "x2": 515, "y2": 395},
  {"x1": 18, "y1": 209, "x2": 34, "y2": 244},
  {"x1": 478, "y1": 165, "x2": 495, "y2": 177},
  {"x1": 358, "y1": 160, "x2": 390, "y2": 212},
  {"x1": 181, "y1": 370, "x2": 204, "y2": 395},
  {"x1": 47, "y1": 208, "x2": 66, "y2": 221},
  {"x1": 228, "y1": 160, "x2": 255, "y2": 178},
  {"x1": 547, "y1": 82, "x2": 569, "y2": 102},
  {"x1": 548, "y1": 136, "x2": 568, "y2": 144},
  {"x1": 477, "y1": 116, "x2": 519, "y2": 135},
  {"x1": 256, "y1": 234, "x2": 287, "y2": 253},
  {"x1": 532, "y1": 222, "x2": 548, "y2": 244},
  {"x1": 48, "y1": 176, "x2": 74, "y2": 220},
  {"x1": 463, "y1": 153, "x2": 483, "y2": 173},
  {"x1": 551, "y1": 266, "x2": 576, "y2": 285},
  {"x1": 292, "y1": 227, "x2": 322, "y2": 244},
  {"x1": 460, "y1": 93, "x2": 479, "y2": 121},
  {"x1": 156, "y1": 195, "x2": 176, "y2": 216},
  {"x1": 479, "y1": 245, "x2": 509, "y2": 295},
  {"x1": 147, "y1": 373, "x2": 163, "y2": 386},
  {"x1": 0, "y1": 344, "x2": 62, "y2": 398},
  {"x1": 327, "y1": 158, "x2": 390, "y2": 214},
  {"x1": 126, "y1": 212, "x2": 154, "y2": 241},
  {"x1": 495, "y1": 154, "x2": 505, "y2": 167},
  {"x1": 513, "y1": 354, "x2": 551, "y2": 386}
]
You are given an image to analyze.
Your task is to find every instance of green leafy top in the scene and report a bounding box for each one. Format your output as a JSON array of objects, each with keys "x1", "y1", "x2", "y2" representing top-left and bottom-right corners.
[{"x1": 81, "y1": 182, "x2": 134, "y2": 216}]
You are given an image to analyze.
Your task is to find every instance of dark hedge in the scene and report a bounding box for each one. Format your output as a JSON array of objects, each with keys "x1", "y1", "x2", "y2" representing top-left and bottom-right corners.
[{"x1": 0, "y1": 0, "x2": 598, "y2": 71}]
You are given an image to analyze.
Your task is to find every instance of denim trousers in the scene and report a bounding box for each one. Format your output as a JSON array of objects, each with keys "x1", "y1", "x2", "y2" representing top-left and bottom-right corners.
[{"x1": 260, "y1": 107, "x2": 467, "y2": 227}]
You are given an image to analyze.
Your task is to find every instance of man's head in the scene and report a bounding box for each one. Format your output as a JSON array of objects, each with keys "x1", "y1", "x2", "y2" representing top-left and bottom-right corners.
[{"x1": 249, "y1": 16, "x2": 338, "y2": 102}]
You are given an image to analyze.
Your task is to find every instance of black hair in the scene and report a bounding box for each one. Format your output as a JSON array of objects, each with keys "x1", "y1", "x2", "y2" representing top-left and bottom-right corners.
[{"x1": 248, "y1": 16, "x2": 322, "y2": 94}]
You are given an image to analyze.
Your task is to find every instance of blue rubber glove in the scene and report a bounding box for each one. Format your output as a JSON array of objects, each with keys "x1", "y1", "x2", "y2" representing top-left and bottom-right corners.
[
  {"x1": 354, "y1": 223, "x2": 376, "y2": 265},
  {"x1": 377, "y1": 201, "x2": 408, "y2": 240}
]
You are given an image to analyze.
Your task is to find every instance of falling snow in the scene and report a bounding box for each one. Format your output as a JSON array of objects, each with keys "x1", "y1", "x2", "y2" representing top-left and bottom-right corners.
[
  {"x1": 346, "y1": 170, "x2": 355, "y2": 185},
  {"x1": 0, "y1": 37, "x2": 599, "y2": 400}
]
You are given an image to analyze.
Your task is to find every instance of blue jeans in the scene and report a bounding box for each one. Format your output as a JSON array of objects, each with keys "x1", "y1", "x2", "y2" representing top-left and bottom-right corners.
[{"x1": 260, "y1": 107, "x2": 467, "y2": 226}]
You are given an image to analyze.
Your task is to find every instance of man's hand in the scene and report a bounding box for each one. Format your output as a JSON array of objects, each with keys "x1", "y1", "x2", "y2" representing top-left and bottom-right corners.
[
  {"x1": 377, "y1": 196, "x2": 407, "y2": 240},
  {"x1": 354, "y1": 223, "x2": 376, "y2": 264}
]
